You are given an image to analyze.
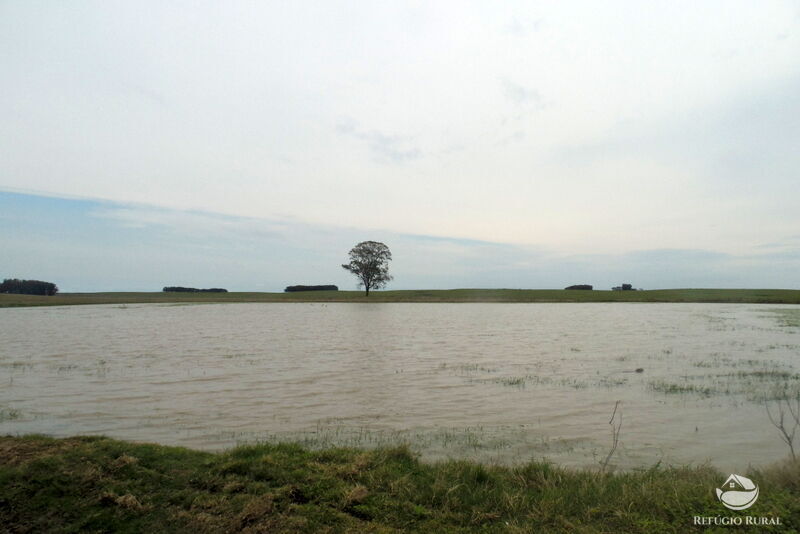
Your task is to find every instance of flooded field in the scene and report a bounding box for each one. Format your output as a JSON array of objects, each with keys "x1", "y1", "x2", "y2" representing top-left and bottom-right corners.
[{"x1": 1, "y1": 302, "x2": 799, "y2": 471}]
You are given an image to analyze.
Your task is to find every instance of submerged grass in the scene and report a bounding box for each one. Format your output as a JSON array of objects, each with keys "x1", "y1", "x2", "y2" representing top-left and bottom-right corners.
[
  {"x1": 2, "y1": 288, "x2": 800, "y2": 308},
  {"x1": 463, "y1": 373, "x2": 630, "y2": 390},
  {"x1": 771, "y1": 309, "x2": 800, "y2": 328},
  {"x1": 648, "y1": 365, "x2": 800, "y2": 401},
  {"x1": 648, "y1": 381, "x2": 716, "y2": 397},
  {"x1": 0, "y1": 407, "x2": 21, "y2": 422},
  {"x1": 1, "y1": 435, "x2": 797, "y2": 532}
]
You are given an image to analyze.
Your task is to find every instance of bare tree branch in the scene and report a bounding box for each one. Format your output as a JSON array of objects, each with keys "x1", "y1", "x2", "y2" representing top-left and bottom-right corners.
[
  {"x1": 765, "y1": 391, "x2": 799, "y2": 462},
  {"x1": 600, "y1": 400, "x2": 622, "y2": 473}
]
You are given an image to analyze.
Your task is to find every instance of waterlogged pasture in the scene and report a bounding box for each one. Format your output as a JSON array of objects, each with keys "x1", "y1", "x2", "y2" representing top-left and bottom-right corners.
[{"x1": 1, "y1": 303, "x2": 799, "y2": 471}]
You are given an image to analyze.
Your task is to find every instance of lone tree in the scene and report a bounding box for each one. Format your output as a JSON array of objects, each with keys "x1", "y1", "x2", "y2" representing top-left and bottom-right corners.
[{"x1": 341, "y1": 241, "x2": 393, "y2": 296}]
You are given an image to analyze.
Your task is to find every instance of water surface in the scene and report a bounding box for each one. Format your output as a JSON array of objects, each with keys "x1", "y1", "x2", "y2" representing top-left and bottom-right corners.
[{"x1": 2, "y1": 302, "x2": 799, "y2": 471}]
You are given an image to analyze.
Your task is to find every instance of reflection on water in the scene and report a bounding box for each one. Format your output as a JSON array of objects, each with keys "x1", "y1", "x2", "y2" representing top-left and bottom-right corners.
[{"x1": 1, "y1": 302, "x2": 799, "y2": 471}]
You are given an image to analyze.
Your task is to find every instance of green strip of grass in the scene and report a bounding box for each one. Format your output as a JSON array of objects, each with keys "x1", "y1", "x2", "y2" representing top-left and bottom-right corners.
[
  {"x1": 0, "y1": 435, "x2": 797, "y2": 532},
  {"x1": 2, "y1": 288, "x2": 800, "y2": 308}
]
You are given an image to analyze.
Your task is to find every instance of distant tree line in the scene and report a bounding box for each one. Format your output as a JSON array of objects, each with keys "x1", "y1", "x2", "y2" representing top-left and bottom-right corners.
[
  {"x1": 162, "y1": 287, "x2": 228, "y2": 293},
  {"x1": 284, "y1": 285, "x2": 338, "y2": 292},
  {"x1": 612, "y1": 284, "x2": 636, "y2": 291},
  {"x1": 565, "y1": 284, "x2": 593, "y2": 290},
  {"x1": 0, "y1": 278, "x2": 59, "y2": 296}
]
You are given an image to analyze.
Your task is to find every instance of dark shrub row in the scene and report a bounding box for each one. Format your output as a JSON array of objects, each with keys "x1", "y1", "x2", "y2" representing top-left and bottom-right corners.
[
  {"x1": 612, "y1": 283, "x2": 636, "y2": 291},
  {"x1": 284, "y1": 285, "x2": 338, "y2": 292},
  {"x1": 0, "y1": 278, "x2": 58, "y2": 295},
  {"x1": 162, "y1": 287, "x2": 228, "y2": 293},
  {"x1": 564, "y1": 284, "x2": 593, "y2": 290}
]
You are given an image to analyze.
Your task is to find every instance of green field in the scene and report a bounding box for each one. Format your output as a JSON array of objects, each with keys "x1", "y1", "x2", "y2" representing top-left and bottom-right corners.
[
  {"x1": 1, "y1": 435, "x2": 796, "y2": 533},
  {"x1": 1, "y1": 288, "x2": 800, "y2": 308}
]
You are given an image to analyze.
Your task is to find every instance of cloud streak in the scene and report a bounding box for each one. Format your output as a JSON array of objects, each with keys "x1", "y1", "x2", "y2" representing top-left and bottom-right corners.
[
  {"x1": 502, "y1": 79, "x2": 543, "y2": 106},
  {"x1": 336, "y1": 120, "x2": 422, "y2": 164}
]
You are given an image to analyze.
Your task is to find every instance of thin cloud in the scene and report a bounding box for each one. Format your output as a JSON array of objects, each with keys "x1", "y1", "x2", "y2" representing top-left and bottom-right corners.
[
  {"x1": 754, "y1": 236, "x2": 800, "y2": 249},
  {"x1": 504, "y1": 16, "x2": 544, "y2": 36},
  {"x1": 336, "y1": 120, "x2": 422, "y2": 164},
  {"x1": 90, "y1": 206, "x2": 288, "y2": 242},
  {"x1": 501, "y1": 79, "x2": 543, "y2": 106}
]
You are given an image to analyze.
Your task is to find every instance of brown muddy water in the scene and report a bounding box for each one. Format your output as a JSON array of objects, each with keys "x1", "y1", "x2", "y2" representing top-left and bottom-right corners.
[{"x1": 1, "y1": 303, "x2": 799, "y2": 471}]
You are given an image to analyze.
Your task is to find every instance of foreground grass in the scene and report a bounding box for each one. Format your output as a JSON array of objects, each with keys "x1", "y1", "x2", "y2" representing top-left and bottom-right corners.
[
  {"x1": 2, "y1": 288, "x2": 800, "y2": 308},
  {"x1": 1, "y1": 436, "x2": 797, "y2": 532}
]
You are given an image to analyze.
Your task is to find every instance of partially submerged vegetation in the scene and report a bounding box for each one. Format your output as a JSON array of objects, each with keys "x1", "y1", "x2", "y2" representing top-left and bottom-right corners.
[
  {"x1": 2, "y1": 288, "x2": 800, "y2": 308},
  {"x1": 1, "y1": 435, "x2": 797, "y2": 532},
  {"x1": 772, "y1": 308, "x2": 800, "y2": 328}
]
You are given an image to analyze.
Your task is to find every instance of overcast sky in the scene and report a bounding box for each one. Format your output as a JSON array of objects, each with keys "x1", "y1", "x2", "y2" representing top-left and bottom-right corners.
[{"x1": 1, "y1": 1, "x2": 799, "y2": 291}]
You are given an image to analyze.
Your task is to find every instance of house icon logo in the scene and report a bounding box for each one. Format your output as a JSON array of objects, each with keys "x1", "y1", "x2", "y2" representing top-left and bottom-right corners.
[{"x1": 716, "y1": 474, "x2": 759, "y2": 511}]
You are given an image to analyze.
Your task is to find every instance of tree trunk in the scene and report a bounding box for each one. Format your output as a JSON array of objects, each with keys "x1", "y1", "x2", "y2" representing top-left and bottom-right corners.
[{"x1": 365, "y1": 285, "x2": 370, "y2": 297}]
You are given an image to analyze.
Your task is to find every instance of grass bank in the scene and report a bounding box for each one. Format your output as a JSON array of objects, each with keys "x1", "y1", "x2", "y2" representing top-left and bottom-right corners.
[
  {"x1": 0, "y1": 435, "x2": 797, "y2": 532},
  {"x1": 2, "y1": 288, "x2": 800, "y2": 308}
]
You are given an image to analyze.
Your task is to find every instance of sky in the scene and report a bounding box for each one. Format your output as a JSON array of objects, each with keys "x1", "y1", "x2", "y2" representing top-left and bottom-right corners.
[{"x1": 1, "y1": 1, "x2": 799, "y2": 291}]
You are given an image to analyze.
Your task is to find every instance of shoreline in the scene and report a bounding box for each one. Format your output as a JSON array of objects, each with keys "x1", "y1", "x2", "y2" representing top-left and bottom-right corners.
[
  {"x1": 2, "y1": 288, "x2": 800, "y2": 308},
  {"x1": 2, "y1": 434, "x2": 797, "y2": 532}
]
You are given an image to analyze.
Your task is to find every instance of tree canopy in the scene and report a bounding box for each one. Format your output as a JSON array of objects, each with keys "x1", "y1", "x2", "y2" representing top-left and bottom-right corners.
[
  {"x1": 0, "y1": 278, "x2": 58, "y2": 296},
  {"x1": 284, "y1": 285, "x2": 338, "y2": 292},
  {"x1": 341, "y1": 241, "x2": 393, "y2": 296}
]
